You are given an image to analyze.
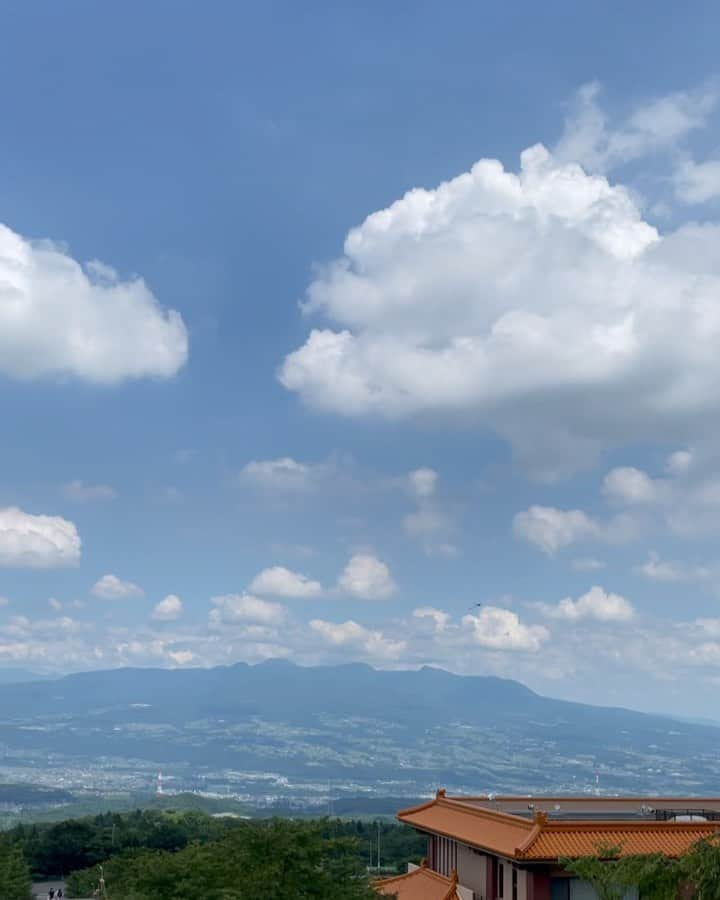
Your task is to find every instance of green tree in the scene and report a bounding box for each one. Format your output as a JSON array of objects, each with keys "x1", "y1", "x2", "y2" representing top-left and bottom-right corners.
[
  {"x1": 562, "y1": 845, "x2": 681, "y2": 900},
  {"x1": 68, "y1": 819, "x2": 378, "y2": 900},
  {"x1": 682, "y1": 836, "x2": 720, "y2": 899},
  {"x1": 0, "y1": 837, "x2": 32, "y2": 900}
]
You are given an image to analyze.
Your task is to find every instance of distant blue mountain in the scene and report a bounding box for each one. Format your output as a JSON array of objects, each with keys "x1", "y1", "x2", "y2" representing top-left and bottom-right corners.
[{"x1": 0, "y1": 660, "x2": 718, "y2": 796}]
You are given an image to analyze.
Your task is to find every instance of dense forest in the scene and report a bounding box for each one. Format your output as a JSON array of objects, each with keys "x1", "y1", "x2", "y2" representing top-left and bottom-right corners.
[
  {"x1": 4, "y1": 806, "x2": 720, "y2": 898},
  {"x1": 0, "y1": 809, "x2": 425, "y2": 899}
]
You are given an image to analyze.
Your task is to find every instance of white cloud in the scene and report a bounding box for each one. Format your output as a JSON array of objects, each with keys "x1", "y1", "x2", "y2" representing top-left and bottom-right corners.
[
  {"x1": 403, "y1": 468, "x2": 458, "y2": 556},
  {"x1": 599, "y1": 452, "x2": 720, "y2": 538},
  {"x1": 666, "y1": 449, "x2": 693, "y2": 476},
  {"x1": 61, "y1": 480, "x2": 118, "y2": 502},
  {"x1": 0, "y1": 507, "x2": 81, "y2": 568},
  {"x1": 461, "y1": 606, "x2": 549, "y2": 652},
  {"x1": 538, "y1": 586, "x2": 635, "y2": 623},
  {"x1": 279, "y1": 94, "x2": 720, "y2": 476},
  {"x1": 209, "y1": 594, "x2": 287, "y2": 627},
  {"x1": 402, "y1": 508, "x2": 457, "y2": 556},
  {"x1": 92, "y1": 574, "x2": 144, "y2": 600},
  {"x1": 0, "y1": 222, "x2": 187, "y2": 382},
  {"x1": 674, "y1": 157, "x2": 720, "y2": 204},
  {"x1": 635, "y1": 551, "x2": 712, "y2": 584},
  {"x1": 1, "y1": 614, "x2": 89, "y2": 638},
  {"x1": 152, "y1": 594, "x2": 184, "y2": 621},
  {"x1": 167, "y1": 649, "x2": 194, "y2": 665},
  {"x1": 249, "y1": 566, "x2": 323, "y2": 599},
  {"x1": 48, "y1": 598, "x2": 63, "y2": 612},
  {"x1": 309, "y1": 618, "x2": 406, "y2": 660},
  {"x1": 412, "y1": 606, "x2": 450, "y2": 632},
  {"x1": 337, "y1": 553, "x2": 397, "y2": 599},
  {"x1": 603, "y1": 466, "x2": 664, "y2": 504},
  {"x1": 408, "y1": 467, "x2": 438, "y2": 498},
  {"x1": 238, "y1": 457, "x2": 319, "y2": 492},
  {"x1": 0, "y1": 596, "x2": 8, "y2": 607},
  {"x1": 513, "y1": 506, "x2": 600, "y2": 554},
  {"x1": 555, "y1": 81, "x2": 718, "y2": 173}
]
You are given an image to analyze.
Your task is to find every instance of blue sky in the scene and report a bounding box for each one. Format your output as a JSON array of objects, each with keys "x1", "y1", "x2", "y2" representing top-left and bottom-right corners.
[{"x1": 3, "y1": 0, "x2": 720, "y2": 716}]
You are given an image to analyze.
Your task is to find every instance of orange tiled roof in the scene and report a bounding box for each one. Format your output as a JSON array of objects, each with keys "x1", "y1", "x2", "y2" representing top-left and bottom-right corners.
[
  {"x1": 398, "y1": 791, "x2": 720, "y2": 861},
  {"x1": 375, "y1": 865, "x2": 460, "y2": 900},
  {"x1": 398, "y1": 792, "x2": 535, "y2": 857},
  {"x1": 518, "y1": 820, "x2": 720, "y2": 860}
]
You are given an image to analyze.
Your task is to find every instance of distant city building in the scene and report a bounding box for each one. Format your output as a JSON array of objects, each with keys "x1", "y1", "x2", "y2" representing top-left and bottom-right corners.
[{"x1": 375, "y1": 790, "x2": 720, "y2": 900}]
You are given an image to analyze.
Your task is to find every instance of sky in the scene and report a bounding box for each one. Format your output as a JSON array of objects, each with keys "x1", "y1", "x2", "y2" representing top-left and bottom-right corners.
[{"x1": 3, "y1": 0, "x2": 720, "y2": 717}]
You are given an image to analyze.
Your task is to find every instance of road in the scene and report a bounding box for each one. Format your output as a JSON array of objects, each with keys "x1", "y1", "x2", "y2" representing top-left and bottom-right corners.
[{"x1": 32, "y1": 882, "x2": 92, "y2": 899}]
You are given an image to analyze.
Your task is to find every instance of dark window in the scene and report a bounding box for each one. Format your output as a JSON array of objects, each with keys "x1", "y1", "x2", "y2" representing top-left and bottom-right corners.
[
  {"x1": 550, "y1": 877, "x2": 570, "y2": 900},
  {"x1": 498, "y1": 862, "x2": 505, "y2": 898},
  {"x1": 512, "y1": 867, "x2": 518, "y2": 900}
]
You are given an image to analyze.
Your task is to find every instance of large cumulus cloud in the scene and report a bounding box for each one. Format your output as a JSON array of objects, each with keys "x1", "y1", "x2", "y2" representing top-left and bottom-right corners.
[
  {"x1": 280, "y1": 144, "x2": 720, "y2": 475},
  {"x1": 0, "y1": 223, "x2": 187, "y2": 382}
]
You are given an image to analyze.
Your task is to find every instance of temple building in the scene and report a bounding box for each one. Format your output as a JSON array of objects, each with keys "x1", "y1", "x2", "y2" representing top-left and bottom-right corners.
[{"x1": 375, "y1": 790, "x2": 720, "y2": 900}]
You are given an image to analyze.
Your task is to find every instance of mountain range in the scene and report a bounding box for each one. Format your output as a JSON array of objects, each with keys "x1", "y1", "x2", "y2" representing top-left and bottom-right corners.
[{"x1": 0, "y1": 660, "x2": 718, "y2": 803}]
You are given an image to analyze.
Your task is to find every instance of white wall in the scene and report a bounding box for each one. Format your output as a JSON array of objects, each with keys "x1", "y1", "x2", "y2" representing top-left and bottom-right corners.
[{"x1": 456, "y1": 843, "x2": 486, "y2": 895}]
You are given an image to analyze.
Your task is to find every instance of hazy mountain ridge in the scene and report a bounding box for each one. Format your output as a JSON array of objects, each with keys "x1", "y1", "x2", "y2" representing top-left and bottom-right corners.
[{"x1": 1, "y1": 660, "x2": 718, "y2": 802}]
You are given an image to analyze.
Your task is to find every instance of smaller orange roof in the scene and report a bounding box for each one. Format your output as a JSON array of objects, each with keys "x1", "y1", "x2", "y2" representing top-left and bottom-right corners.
[{"x1": 375, "y1": 865, "x2": 460, "y2": 900}]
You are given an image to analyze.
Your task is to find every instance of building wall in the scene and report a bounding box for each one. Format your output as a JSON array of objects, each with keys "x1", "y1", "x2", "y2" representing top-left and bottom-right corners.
[
  {"x1": 456, "y1": 842, "x2": 487, "y2": 895},
  {"x1": 427, "y1": 837, "x2": 547, "y2": 900},
  {"x1": 430, "y1": 834, "x2": 459, "y2": 877}
]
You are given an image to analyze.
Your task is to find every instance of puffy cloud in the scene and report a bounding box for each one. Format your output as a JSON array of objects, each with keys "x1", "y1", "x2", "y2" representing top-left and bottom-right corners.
[
  {"x1": 603, "y1": 466, "x2": 664, "y2": 504},
  {"x1": 61, "y1": 480, "x2": 118, "y2": 502},
  {"x1": 92, "y1": 574, "x2": 144, "y2": 600},
  {"x1": 461, "y1": 606, "x2": 549, "y2": 652},
  {"x1": 337, "y1": 553, "x2": 397, "y2": 599},
  {"x1": 152, "y1": 594, "x2": 184, "y2": 621},
  {"x1": 513, "y1": 506, "x2": 600, "y2": 554},
  {"x1": 1, "y1": 614, "x2": 89, "y2": 638},
  {"x1": 408, "y1": 467, "x2": 438, "y2": 498},
  {"x1": 537, "y1": 586, "x2": 635, "y2": 623},
  {"x1": 0, "y1": 506, "x2": 81, "y2": 568},
  {"x1": 209, "y1": 594, "x2": 287, "y2": 628},
  {"x1": 309, "y1": 618, "x2": 406, "y2": 660},
  {"x1": 249, "y1": 566, "x2": 323, "y2": 599},
  {"x1": 48, "y1": 598, "x2": 63, "y2": 611},
  {"x1": 555, "y1": 81, "x2": 718, "y2": 173},
  {"x1": 412, "y1": 606, "x2": 450, "y2": 632},
  {"x1": 280, "y1": 99, "x2": 720, "y2": 476},
  {"x1": 0, "y1": 223, "x2": 187, "y2": 382},
  {"x1": 674, "y1": 157, "x2": 720, "y2": 204},
  {"x1": 598, "y1": 452, "x2": 720, "y2": 538}
]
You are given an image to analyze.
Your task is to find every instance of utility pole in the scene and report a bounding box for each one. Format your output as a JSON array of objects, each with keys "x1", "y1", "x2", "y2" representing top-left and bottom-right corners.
[{"x1": 377, "y1": 820, "x2": 381, "y2": 871}]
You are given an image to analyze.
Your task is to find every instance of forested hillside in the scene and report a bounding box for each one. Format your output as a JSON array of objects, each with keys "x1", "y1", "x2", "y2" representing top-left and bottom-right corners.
[{"x1": 1, "y1": 809, "x2": 425, "y2": 898}]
